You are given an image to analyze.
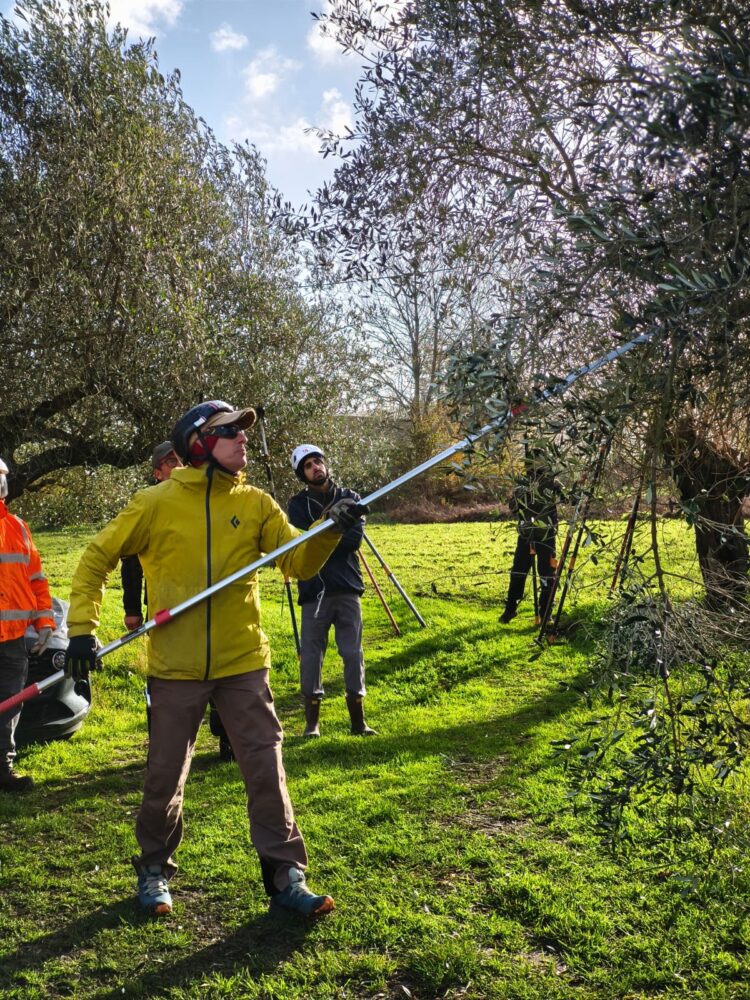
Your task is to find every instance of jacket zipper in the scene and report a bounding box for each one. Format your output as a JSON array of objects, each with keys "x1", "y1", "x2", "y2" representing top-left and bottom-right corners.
[
  {"x1": 306, "y1": 485, "x2": 338, "y2": 589},
  {"x1": 204, "y1": 471, "x2": 213, "y2": 680}
]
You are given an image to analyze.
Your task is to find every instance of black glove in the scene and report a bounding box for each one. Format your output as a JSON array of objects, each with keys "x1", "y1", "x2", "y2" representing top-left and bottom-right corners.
[
  {"x1": 325, "y1": 498, "x2": 369, "y2": 531},
  {"x1": 64, "y1": 635, "x2": 100, "y2": 682}
]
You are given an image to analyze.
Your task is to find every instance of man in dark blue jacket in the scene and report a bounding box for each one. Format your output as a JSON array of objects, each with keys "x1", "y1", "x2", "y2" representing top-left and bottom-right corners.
[{"x1": 288, "y1": 444, "x2": 376, "y2": 738}]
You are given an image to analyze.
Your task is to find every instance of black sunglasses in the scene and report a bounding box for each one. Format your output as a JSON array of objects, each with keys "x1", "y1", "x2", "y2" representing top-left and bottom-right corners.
[{"x1": 208, "y1": 423, "x2": 243, "y2": 439}]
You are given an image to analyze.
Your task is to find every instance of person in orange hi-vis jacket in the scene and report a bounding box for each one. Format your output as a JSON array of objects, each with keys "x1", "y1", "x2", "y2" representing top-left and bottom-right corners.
[{"x1": 0, "y1": 457, "x2": 55, "y2": 792}]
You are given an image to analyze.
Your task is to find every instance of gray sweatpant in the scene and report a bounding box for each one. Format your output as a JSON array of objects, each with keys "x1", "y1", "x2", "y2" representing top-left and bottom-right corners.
[
  {"x1": 299, "y1": 593, "x2": 366, "y2": 699},
  {"x1": 0, "y1": 637, "x2": 28, "y2": 770},
  {"x1": 134, "y1": 668, "x2": 306, "y2": 895}
]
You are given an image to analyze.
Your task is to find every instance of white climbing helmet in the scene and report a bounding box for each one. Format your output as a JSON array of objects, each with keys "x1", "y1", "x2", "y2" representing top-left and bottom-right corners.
[
  {"x1": 291, "y1": 444, "x2": 326, "y2": 479},
  {"x1": 0, "y1": 457, "x2": 8, "y2": 499}
]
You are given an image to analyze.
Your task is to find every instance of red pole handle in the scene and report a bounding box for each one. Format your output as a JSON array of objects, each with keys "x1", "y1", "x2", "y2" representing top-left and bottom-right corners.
[{"x1": 0, "y1": 682, "x2": 42, "y2": 718}]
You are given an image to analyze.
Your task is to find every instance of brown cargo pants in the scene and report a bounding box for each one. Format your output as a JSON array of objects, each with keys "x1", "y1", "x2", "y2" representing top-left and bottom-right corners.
[{"x1": 133, "y1": 668, "x2": 306, "y2": 894}]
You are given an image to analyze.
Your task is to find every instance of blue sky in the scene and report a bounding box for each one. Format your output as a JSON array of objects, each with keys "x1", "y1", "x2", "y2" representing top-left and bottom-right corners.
[{"x1": 3, "y1": 0, "x2": 365, "y2": 208}]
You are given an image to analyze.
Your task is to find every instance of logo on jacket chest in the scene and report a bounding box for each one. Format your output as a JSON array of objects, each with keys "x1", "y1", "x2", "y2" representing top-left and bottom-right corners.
[{"x1": 230, "y1": 515, "x2": 240, "y2": 529}]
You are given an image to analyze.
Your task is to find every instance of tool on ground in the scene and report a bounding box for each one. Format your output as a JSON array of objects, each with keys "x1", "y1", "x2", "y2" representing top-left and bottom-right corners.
[
  {"x1": 358, "y1": 550, "x2": 401, "y2": 636},
  {"x1": 362, "y1": 531, "x2": 426, "y2": 627},
  {"x1": 0, "y1": 331, "x2": 654, "y2": 719}
]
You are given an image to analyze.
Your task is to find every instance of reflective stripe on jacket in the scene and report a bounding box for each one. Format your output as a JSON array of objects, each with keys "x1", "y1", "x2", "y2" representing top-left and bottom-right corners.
[
  {"x1": 0, "y1": 502, "x2": 55, "y2": 642},
  {"x1": 68, "y1": 465, "x2": 342, "y2": 680}
]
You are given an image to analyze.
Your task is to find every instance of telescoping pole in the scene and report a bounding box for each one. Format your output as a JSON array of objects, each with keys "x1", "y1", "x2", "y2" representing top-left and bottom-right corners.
[
  {"x1": 255, "y1": 406, "x2": 301, "y2": 657},
  {"x1": 530, "y1": 541, "x2": 540, "y2": 626},
  {"x1": 0, "y1": 332, "x2": 654, "y2": 719},
  {"x1": 362, "y1": 532, "x2": 426, "y2": 628}
]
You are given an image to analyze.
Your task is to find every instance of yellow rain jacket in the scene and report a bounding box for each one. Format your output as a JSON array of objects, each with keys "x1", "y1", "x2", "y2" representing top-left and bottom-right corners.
[{"x1": 68, "y1": 466, "x2": 341, "y2": 679}]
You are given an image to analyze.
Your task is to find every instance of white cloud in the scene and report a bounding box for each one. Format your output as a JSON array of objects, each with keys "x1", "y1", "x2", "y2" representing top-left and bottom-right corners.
[
  {"x1": 242, "y1": 46, "x2": 301, "y2": 101},
  {"x1": 318, "y1": 87, "x2": 353, "y2": 136},
  {"x1": 306, "y1": 0, "x2": 351, "y2": 65},
  {"x1": 230, "y1": 115, "x2": 321, "y2": 156},
  {"x1": 210, "y1": 23, "x2": 248, "y2": 53},
  {"x1": 107, "y1": 0, "x2": 182, "y2": 39},
  {"x1": 226, "y1": 87, "x2": 353, "y2": 157}
]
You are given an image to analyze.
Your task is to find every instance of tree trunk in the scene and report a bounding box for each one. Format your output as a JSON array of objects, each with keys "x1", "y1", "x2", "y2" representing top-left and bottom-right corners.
[{"x1": 666, "y1": 422, "x2": 749, "y2": 608}]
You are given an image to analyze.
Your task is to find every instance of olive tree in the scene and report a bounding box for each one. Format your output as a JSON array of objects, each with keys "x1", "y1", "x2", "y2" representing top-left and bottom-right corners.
[
  {"x1": 307, "y1": 0, "x2": 750, "y2": 603},
  {"x1": 301, "y1": 0, "x2": 750, "y2": 851},
  {"x1": 1, "y1": 0, "x2": 368, "y2": 508}
]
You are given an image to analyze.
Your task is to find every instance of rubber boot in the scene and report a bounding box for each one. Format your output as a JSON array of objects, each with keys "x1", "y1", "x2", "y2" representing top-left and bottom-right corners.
[
  {"x1": 218, "y1": 736, "x2": 235, "y2": 762},
  {"x1": 346, "y1": 694, "x2": 376, "y2": 736},
  {"x1": 499, "y1": 601, "x2": 518, "y2": 624},
  {"x1": 0, "y1": 768, "x2": 34, "y2": 792},
  {"x1": 303, "y1": 697, "x2": 321, "y2": 738}
]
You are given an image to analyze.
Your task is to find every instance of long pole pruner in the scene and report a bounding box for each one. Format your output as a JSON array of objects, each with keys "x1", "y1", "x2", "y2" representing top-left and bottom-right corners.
[
  {"x1": 530, "y1": 539, "x2": 541, "y2": 626},
  {"x1": 0, "y1": 331, "x2": 654, "y2": 720},
  {"x1": 255, "y1": 406, "x2": 301, "y2": 657}
]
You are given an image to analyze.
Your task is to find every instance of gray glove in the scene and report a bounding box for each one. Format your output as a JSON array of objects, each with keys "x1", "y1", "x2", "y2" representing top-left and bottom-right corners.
[
  {"x1": 325, "y1": 498, "x2": 369, "y2": 531},
  {"x1": 30, "y1": 626, "x2": 53, "y2": 655}
]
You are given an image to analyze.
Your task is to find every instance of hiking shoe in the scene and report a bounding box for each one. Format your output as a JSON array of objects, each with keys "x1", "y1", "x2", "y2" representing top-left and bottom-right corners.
[
  {"x1": 137, "y1": 865, "x2": 172, "y2": 915},
  {"x1": 499, "y1": 607, "x2": 517, "y2": 624},
  {"x1": 271, "y1": 867, "x2": 334, "y2": 917},
  {"x1": 218, "y1": 737, "x2": 235, "y2": 762},
  {"x1": 0, "y1": 768, "x2": 34, "y2": 792}
]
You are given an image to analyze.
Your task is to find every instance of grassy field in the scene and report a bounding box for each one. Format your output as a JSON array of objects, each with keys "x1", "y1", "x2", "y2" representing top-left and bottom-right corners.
[{"x1": 1, "y1": 519, "x2": 748, "y2": 999}]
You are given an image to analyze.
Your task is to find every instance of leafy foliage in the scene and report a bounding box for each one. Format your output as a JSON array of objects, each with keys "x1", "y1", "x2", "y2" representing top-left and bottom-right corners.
[
  {"x1": 305, "y1": 0, "x2": 750, "y2": 842},
  {"x1": 0, "y1": 0, "x2": 368, "y2": 506}
]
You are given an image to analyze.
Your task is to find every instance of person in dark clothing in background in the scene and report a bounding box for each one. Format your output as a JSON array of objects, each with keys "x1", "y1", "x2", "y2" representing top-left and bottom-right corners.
[
  {"x1": 288, "y1": 444, "x2": 376, "y2": 738},
  {"x1": 121, "y1": 442, "x2": 181, "y2": 631},
  {"x1": 500, "y1": 451, "x2": 565, "y2": 625}
]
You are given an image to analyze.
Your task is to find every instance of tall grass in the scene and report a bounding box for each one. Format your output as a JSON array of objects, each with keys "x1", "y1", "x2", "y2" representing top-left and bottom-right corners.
[{"x1": 1, "y1": 520, "x2": 748, "y2": 999}]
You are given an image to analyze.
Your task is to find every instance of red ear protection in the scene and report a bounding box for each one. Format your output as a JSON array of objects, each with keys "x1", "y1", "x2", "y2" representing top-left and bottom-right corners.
[{"x1": 188, "y1": 433, "x2": 219, "y2": 465}]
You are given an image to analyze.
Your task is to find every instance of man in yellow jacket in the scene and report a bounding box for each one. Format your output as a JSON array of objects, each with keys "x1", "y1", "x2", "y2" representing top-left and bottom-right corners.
[
  {"x1": 65, "y1": 401, "x2": 365, "y2": 917},
  {"x1": 0, "y1": 457, "x2": 55, "y2": 792}
]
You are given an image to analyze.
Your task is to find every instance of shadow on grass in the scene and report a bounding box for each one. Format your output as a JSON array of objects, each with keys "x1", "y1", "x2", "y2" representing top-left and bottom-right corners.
[
  {"x1": 0, "y1": 895, "x2": 317, "y2": 999},
  {"x1": 105, "y1": 908, "x2": 317, "y2": 999},
  {"x1": 264, "y1": 599, "x2": 604, "y2": 795},
  {"x1": 280, "y1": 665, "x2": 591, "y2": 776},
  {"x1": 0, "y1": 749, "x2": 247, "y2": 827},
  {"x1": 275, "y1": 606, "x2": 598, "y2": 745}
]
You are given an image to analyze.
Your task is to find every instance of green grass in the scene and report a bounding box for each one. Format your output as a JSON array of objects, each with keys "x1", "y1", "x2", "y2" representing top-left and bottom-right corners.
[{"x1": 1, "y1": 520, "x2": 749, "y2": 999}]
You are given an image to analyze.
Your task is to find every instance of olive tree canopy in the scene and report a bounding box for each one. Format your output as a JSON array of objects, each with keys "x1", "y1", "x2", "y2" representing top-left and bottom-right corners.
[
  {"x1": 306, "y1": 0, "x2": 750, "y2": 604},
  {"x1": 1, "y1": 0, "x2": 367, "y2": 504}
]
